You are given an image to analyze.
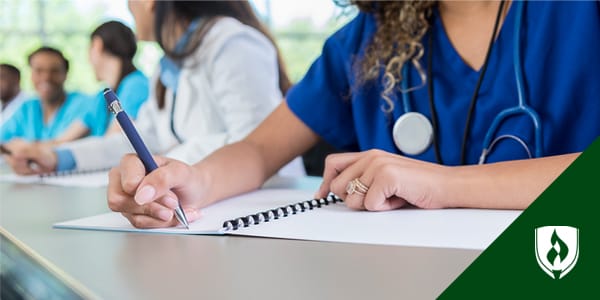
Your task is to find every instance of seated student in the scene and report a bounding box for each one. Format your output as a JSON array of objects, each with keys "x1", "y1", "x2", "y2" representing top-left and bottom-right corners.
[
  {"x1": 0, "y1": 64, "x2": 28, "y2": 126},
  {"x1": 54, "y1": 21, "x2": 149, "y2": 143},
  {"x1": 3, "y1": 0, "x2": 304, "y2": 177},
  {"x1": 0, "y1": 47, "x2": 93, "y2": 143},
  {"x1": 101, "y1": 1, "x2": 598, "y2": 228}
]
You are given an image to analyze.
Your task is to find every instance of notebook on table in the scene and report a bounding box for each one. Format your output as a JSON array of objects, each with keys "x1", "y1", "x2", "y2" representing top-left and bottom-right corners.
[
  {"x1": 0, "y1": 168, "x2": 109, "y2": 187},
  {"x1": 54, "y1": 189, "x2": 521, "y2": 250}
]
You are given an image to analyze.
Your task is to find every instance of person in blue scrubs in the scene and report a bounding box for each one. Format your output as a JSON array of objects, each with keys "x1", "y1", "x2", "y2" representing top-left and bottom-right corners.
[
  {"x1": 0, "y1": 47, "x2": 93, "y2": 143},
  {"x1": 60, "y1": 2, "x2": 600, "y2": 227},
  {"x1": 3, "y1": 0, "x2": 299, "y2": 179},
  {"x1": 51, "y1": 21, "x2": 149, "y2": 143}
]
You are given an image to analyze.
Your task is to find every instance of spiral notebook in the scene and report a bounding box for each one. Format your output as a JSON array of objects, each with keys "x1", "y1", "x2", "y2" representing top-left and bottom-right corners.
[
  {"x1": 0, "y1": 168, "x2": 109, "y2": 187},
  {"x1": 54, "y1": 189, "x2": 521, "y2": 250}
]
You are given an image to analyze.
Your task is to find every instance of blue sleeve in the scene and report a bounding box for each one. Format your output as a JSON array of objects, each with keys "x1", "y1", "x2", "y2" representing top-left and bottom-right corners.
[
  {"x1": 117, "y1": 72, "x2": 149, "y2": 120},
  {"x1": 78, "y1": 92, "x2": 109, "y2": 136},
  {"x1": 54, "y1": 148, "x2": 76, "y2": 171},
  {"x1": 286, "y1": 14, "x2": 370, "y2": 150}
]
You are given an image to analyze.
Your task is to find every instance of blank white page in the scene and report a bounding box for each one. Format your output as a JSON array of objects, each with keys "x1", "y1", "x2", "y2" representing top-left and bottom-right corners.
[
  {"x1": 236, "y1": 203, "x2": 520, "y2": 250},
  {"x1": 54, "y1": 189, "x2": 521, "y2": 250},
  {"x1": 54, "y1": 189, "x2": 320, "y2": 234}
]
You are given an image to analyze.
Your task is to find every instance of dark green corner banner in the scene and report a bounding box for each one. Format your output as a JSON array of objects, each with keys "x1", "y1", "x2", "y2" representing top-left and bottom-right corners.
[{"x1": 439, "y1": 138, "x2": 600, "y2": 299}]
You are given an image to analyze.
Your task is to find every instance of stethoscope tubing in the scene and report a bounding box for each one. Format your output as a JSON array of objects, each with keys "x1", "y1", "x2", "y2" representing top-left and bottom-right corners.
[
  {"x1": 481, "y1": 0, "x2": 542, "y2": 158},
  {"x1": 398, "y1": 1, "x2": 542, "y2": 163}
]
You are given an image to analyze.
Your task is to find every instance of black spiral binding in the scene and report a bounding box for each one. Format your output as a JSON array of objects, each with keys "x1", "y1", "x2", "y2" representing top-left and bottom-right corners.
[
  {"x1": 38, "y1": 167, "x2": 112, "y2": 179},
  {"x1": 221, "y1": 194, "x2": 343, "y2": 231}
]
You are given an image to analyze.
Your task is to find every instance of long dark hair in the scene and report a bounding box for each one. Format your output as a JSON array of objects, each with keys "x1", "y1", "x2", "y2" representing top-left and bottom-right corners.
[
  {"x1": 154, "y1": 0, "x2": 290, "y2": 109},
  {"x1": 91, "y1": 21, "x2": 138, "y2": 92}
]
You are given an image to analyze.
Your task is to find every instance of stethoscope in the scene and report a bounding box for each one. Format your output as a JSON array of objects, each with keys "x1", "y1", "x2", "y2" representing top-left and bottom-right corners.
[{"x1": 392, "y1": 1, "x2": 542, "y2": 165}]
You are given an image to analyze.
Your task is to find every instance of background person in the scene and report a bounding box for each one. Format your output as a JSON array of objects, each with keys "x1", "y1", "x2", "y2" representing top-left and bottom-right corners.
[
  {"x1": 53, "y1": 20, "x2": 149, "y2": 144},
  {"x1": 4, "y1": 0, "x2": 304, "y2": 178},
  {"x1": 0, "y1": 47, "x2": 93, "y2": 143},
  {"x1": 0, "y1": 64, "x2": 28, "y2": 126}
]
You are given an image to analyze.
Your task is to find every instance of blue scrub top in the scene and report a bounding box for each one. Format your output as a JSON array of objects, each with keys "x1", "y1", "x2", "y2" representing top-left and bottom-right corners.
[
  {"x1": 81, "y1": 70, "x2": 149, "y2": 136},
  {"x1": 0, "y1": 92, "x2": 94, "y2": 142},
  {"x1": 287, "y1": 1, "x2": 600, "y2": 165}
]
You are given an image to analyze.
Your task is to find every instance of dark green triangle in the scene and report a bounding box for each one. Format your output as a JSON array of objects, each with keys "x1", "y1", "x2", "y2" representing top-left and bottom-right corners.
[{"x1": 439, "y1": 137, "x2": 600, "y2": 299}]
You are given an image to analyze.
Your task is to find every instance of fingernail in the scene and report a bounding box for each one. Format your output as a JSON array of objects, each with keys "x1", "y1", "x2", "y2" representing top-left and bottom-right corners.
[
  {"x1": 163, "y1": 196, "x2": 179, "y2": 209},
  {"x1": 157, "y1": 209, "x2": 173, "y2": 221},
  {"x1": 135, "y1": 185, "x2": 155, "y2": 204}
]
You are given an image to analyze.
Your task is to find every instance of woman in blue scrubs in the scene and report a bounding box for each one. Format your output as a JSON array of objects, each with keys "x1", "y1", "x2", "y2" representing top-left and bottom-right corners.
[
  {"x1": 106, "y1": 1, "x2": 598, "y2": 227},
  {"x1": 52, "y1": 21, "x2": 149, "y2": 143}
]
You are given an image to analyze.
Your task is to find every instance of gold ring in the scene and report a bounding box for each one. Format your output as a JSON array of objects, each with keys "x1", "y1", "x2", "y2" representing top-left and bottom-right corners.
[{"x1": 346, "y1": 178, "x2": 369, "y2": 196}]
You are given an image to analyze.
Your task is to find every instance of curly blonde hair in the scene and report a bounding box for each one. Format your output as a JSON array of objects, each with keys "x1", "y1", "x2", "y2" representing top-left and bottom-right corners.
[{"x1": 352, "y1": 1, "x2": 435, "y2": 112}]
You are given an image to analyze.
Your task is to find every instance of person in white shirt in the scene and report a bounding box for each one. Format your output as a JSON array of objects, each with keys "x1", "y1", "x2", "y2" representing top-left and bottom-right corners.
[
  {"x1": 0, "y1": 64, "x2": 28, "y2": 126},
  {"x1": 3, "y1": 0, "x2": 304, "y2": 177}
]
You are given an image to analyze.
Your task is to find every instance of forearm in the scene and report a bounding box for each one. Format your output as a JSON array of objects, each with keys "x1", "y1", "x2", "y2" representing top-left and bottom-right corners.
[
  {"x1": 446, "y1": 153, "x2": 579, "y2": 209},
  {"x1": 192, "y1": 140, "x2": 272, "y2": 205},
  {"x1": 66, "y1": 134, "x2": 131, "y2": 171},
  {"x1": 190, "y1": 102, "x2": 320, "y2": 206},
  {"x1": 49, "y1": 122, "x2": 90, "y2": 146}
]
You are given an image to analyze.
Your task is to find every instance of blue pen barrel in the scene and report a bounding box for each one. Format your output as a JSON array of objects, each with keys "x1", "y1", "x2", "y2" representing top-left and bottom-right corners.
[
  {"x1": 103, "y1": 88, "x2": 158, "y2": 173},
  {"x1": 115, "y1": 112, "x2": 158, "y2": 173}
]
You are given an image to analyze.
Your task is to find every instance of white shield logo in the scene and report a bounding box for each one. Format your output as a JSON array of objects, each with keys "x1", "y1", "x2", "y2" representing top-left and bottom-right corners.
[{"x1": 535, "y1": 226, "x2": 579, "y2": 279}]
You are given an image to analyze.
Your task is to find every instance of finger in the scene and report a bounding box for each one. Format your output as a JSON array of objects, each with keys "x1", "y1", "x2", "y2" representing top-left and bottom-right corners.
[
  {"x1": 344, "y1": 192, "x2": 366, "y2": 210},
  {"x1": 9, "y1": 157, "x2": 37, "y2": 175},
  {"x1": 362, "y1": 167, "x2": 408, "y2": 211},
  {"x1": 108, "y1": 168, "x2": 174, "y2": 214},
  {"x1": 108, "y1": 167, "x2": 142, "y2": 213},
  {"x1": 343, "y1": 178, "x2": 371, "y2": 211},
  {"x1": 122, "y1": 198, "x2": 176, "y2": 220},
  {"x1": 316, "y1": 152, "x2": 363, "y2": 198},
  {"x1": 329, "y1": 153, "x2": 381, "y2": 199},
  {"x1": 31, "y1": 145, "x2": 57, "y2": 172},
  {"x1": 122, "y1": 212, "x2": 179, "y2": 229},
  {"x1": 119, "y1": 154, "x2": 148, "y2": 195},
  {"x1": 122, "y1": 207, "x2": 202, "y2": 229},
  {"x1": 8, "y1": 144, "x2": 52, "y2": 175},
  {"x1": 134, "y1": 159, "x2": 192, "y2": 205}
]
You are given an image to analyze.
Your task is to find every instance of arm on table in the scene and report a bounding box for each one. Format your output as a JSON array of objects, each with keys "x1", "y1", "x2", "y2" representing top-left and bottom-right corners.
[{"x1": 107, "y1": 101, "x2": 319, "y2": 228}]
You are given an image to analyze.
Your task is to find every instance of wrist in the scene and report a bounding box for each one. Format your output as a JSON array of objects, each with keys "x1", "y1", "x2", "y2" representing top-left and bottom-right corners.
[
  {"x1": 191, "y1": 162, "x2": 215, "y2": 205},
  {"x1": 440, "y1": 165, "x2": 479, "y2": 208}
]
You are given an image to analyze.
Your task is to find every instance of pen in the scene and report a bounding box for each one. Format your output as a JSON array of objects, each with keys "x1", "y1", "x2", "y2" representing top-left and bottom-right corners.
[{"x1": 103, "y1": 88, "x2": 190, "y2": 229}]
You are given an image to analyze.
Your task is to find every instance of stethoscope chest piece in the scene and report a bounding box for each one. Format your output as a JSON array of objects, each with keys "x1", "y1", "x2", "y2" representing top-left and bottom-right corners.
[{"x1": 392, "y1": 112, "x2": 433, "y2": 155}]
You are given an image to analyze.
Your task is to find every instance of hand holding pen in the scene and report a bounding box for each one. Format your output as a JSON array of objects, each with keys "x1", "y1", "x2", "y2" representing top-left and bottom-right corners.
[
  {"x1": 0, "y1": 141, "x2": 49, "y2": 175},
  {"x1": 104, "y1": 88, "x2": 190, "y2": 229}
]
